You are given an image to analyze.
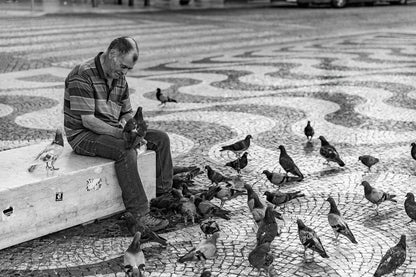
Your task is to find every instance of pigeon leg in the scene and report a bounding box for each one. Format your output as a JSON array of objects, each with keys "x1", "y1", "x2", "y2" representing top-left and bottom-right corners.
[
  {"x1": 192, "y1": 215, "x2": 195, "y2": 225},
  {"x1": 184, "y1": 217, "x2": 188, "y2": 226},
  {"x1": 220, "y1": 200, "x2": 225, "y2": 208},
  {"x1": 375, "y1": 205, "x2": 379, "y2": 216},
  {"x1": 50, "y1": 160, "x2": 59, "y2": 171}
]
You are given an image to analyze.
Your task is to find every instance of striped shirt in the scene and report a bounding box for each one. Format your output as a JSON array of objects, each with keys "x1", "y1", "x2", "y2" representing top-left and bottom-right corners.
[{"x1": 64, "y1": 52, "x2": 132, "y2": 148}]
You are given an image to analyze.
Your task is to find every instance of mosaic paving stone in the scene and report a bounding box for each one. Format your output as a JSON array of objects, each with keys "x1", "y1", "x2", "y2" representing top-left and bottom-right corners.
[{"x1": 1, "y1": 16, "x2": 416, "y2": 277}]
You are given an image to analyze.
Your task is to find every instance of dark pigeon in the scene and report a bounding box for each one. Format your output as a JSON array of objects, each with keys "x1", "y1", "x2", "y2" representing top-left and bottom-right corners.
[
  {"x1": 225, "y1": 152, "x2": 249, "y2": 174},
  {"x1": 248, "y1": 242, "x2": 274, "y2": 275},
  {"x1": 205, "y1": 165, "x2": 232, "y2": 185},
  {"x1": 220, "y1": 135, "x2": 252, "y2": 155},
  {"x1": 359, "y1": 155, "x2": 379, "y2": 171},
  {"x1": 264, "y1": 190, "x2": 304, "y2": 208},
  {"x1": 156, "y1": 88, "x2": 177, "y2": 106},
  {"x1": 404, "y1": 192, "x2": 416, "y2": 224},
  {"x1": 326, "y1": 197, "x2": 357, "y2": 244},
  {"x1": 318, "y1": 136, "x2": 345, "y2": 167},
  {"x1": 194, "y1": 197, "x2": 231, "y2": 220},
  {"x1": 411, "y1": 142, "x2": 416, "y2": 160},
  {"x1": 374, "y1": 235, "x2": 406, "y2": 277},
  {"x1": 278, "y1": 145, "x2": 304, "y2": 181},
  {"x1": 200, "y1": 218, "x2": 220, "y2": 238},
  {"x1": 304, "y1": 121, "x2": 315, "y2": 141},
  {"x1": 256, "y1": 206, "x2": 279, "y2": 245}
]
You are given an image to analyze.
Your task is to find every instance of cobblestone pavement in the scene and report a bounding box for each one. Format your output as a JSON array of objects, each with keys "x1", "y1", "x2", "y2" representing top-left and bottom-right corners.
[{"x1": 1, "y1": 8, "x2": 416, "y2": 277}]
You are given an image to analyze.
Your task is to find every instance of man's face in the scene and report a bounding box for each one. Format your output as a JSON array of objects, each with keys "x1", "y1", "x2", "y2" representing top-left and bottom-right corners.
[{"x1": 107, "y1": 50, "x2": 137, "y2": 79}]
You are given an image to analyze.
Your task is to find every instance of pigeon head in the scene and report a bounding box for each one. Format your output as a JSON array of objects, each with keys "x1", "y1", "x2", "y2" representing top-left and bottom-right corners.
[
  {"x1": 406, "y1": 192, "x2": 415, "y2": 201},
  {"x1": 263, "y1": 191, "x2": 271, "y2": 197},
  {"x1": 296, "y1": 219, "x2": 306, "y2": 229},
  {"x1": 242, "y1": 152, "x2": 249, "y2": 157},
  {"x1": 307, "y1": 120, "x2": 311, "y2": 125},
  {"x1": 245, "y1": 135, "x2": 253, "y2": 140},
  {"x1": 318, "y1": 136, "x2": 329, "y2": 145},
  {"x1": 278, "y1": 145, "x2": 286, "y2": 152},
  {"x1": 262, "y1": 170, "x2": 270, "y2": 175},
  {"x1": 398, "y1": 234, "x2": 406, "y2": 248},
  {"x1": 204, "y1": 165, "x2": 211, "y2": 171},
  {"x1": 156, "y1": 88, "x2": 161, "y2": 93},
  {"x1": 326, "y1": 197, "x2": 340, "y2": 215},
  {"x1": 53, "y1": 128, "x2": 64, "y2": 146},
  {"x1": 360, "y1": 181, "x2": 372, "y2": 194},
  {"x1": 358, "y1": 156, "x2": 363, "y2": 161},
  {"x1": 411, "y1": 142, "x2": 415, "y2": 147},
  {"x1": 127, "y1": 231, "x2": 142, "y2": 254}
]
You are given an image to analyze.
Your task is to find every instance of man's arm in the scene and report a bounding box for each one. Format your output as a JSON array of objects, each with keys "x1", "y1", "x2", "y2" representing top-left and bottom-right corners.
[{"x1": 81, "y1": 114, "x2": 123, "y2": 139}]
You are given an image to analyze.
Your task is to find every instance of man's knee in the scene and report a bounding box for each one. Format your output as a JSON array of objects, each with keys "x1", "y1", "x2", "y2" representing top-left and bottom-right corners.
[{"x1": 116, "y1": 148, "x2": 137, "y2": 162}]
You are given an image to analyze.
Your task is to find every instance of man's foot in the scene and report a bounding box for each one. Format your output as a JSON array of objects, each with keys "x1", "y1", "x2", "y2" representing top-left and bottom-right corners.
[{"x1": 138, "y1": 212, "x2": 169, "y2": 232}]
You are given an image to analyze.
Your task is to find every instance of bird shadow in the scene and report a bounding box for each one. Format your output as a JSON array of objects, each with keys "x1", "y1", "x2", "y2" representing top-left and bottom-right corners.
[
  {"x1": 303, "y1": 141, "x2": 315, "y2": 154},
  {"x1": 319, "y1": 167, "x2": 345, "y2": 177}
]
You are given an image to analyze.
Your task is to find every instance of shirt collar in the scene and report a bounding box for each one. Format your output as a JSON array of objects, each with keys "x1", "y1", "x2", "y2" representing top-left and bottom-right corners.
[{"x1": 94, "y1": 52, "x2": 106, "y2": 80}]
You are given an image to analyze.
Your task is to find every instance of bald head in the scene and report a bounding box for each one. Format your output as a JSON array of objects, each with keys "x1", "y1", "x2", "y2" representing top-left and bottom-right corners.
[{"x1": 107, "y1": 36, "x2": 139, "y2": 62}]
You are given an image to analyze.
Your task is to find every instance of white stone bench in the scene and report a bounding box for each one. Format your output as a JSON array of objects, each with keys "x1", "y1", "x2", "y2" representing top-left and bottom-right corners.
[{"x1": 0, "y1": 143, "x2": 155, "y2": 250}]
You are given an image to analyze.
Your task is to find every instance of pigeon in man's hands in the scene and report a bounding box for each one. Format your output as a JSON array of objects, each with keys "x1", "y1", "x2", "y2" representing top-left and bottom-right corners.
[{"x1": 28, "y1": 128, "x2": 64, "y2": 173}]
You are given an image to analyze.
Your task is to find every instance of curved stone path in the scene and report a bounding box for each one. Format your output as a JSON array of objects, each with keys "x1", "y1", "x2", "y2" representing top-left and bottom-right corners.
[{"x1": 1, "y1": 29, "x2": 416, "y2": 277}]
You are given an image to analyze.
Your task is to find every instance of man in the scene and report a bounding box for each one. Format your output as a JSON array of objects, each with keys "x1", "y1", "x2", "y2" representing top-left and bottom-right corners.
[{"x1": 64, "y1": 37, "x2": 172, "y2": 232}]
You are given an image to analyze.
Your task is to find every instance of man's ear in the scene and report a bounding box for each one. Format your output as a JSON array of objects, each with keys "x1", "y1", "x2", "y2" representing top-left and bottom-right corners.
[{"x1": 108, "y1": 49, "x2": 119, "y2": 60}]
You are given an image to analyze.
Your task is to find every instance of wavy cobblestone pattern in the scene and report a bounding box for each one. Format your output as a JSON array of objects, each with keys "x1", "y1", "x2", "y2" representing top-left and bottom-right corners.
[{"x1": 1, "y1": 31, "x2": 416, "y2": 277}]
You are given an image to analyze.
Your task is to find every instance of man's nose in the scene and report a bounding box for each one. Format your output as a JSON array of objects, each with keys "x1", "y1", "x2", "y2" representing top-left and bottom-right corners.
[{"x1": 121, "y1": 68, "x2": 129, "y2": 75}]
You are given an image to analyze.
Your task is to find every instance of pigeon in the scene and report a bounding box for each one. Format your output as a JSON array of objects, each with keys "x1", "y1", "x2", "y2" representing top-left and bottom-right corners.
[
  {"x1": 122, "y1": 212, "x2": 167, "y2": 246},
  {"x1": 219, "y1": 135, "x2": 252, "y2": 156},
  {"x1": 200, "y1": 218, "x2": 220, "y2": 238},
  {"x1": 178, "y1": 232, "x2": 219, "y2": 263},
  {"x1": 123, "y1": 107, "x2": 147, "y2": 150},
  {"x1": 304, "y1": 121, "x2": 314, "y2": 141},
  {"x1": 194, "y1": 197, "x2": 231, "y2": 220},
  {"x1": 359, "y1": 155, "x2": 379, "y2": 171},
  {"x1": 124, "y1": 232, "x2": 146, "y2": 277},
  {"x1": 225, "y1": 152, "x2": 249, "y2": 174},
  {"x1": 256, "y1": 206, "x2": 279, "y2": 245},
  {"x1": 205, "y1": 165, "x2": 232, "y2": 185},
  {"x1": 178, "y1": 194, "x2": 198, "y2": 225},
  {"x1": 214, "y1": 184, "x2": 246, "y2": 208},
  {"x1": 374, "y1": 235, "x2": 406, "y2": 277},
  {"x1": 297, "y1": 219, "x2": 329, "y2": 260},
  {"x1": 278, "y1": 145, "x2": 304, "y2": 181},
  {"x1": 248, "y1": 242, "x2": 274, "y2": 274},
  {"x1": 156, "y1": 88, "x2": 177, "y2": 106},
  {"x1": 244, "y1": 183, "x2": 283, "y2": 226},
  {"x1": 262, "y1": 170, "x2": 288, "y2": 187},
  {"x1": 200, "y1": 270, "x2": 212, "y2": 277},
  {"x1": 318, "y1": 136, "x2": 345, "y2": 167},
  {"x1": 150, "y1": 190, "x2": 181, "y2": 211},
  {"x1": 404, "y1": 192, "x2": 416, "y2": 224},
  {"x1": 264, "y1": 190, "x2": 305, "y2": 208},
  {"x1": 361, "y1": 181, "x2": 397, "y2": 215},
  {"x1": 411, "y1": 142, "x2": 416, "y2": 160},
  {"x1": 326, "y1": 197, "x2": 357, "y2": 244},
  {"x1": 199, "y1": 185, "x2": 222, "y2": 201},
  {"x1": 174, "y1": 166, "x2": 203, "y2": 181},
  {"x1": 28, "y1": 128, "x2": 64, "y2": 172}
]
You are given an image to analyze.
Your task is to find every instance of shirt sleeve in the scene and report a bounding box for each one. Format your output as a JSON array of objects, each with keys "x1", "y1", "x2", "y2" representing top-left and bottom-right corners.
[
  {"x1": 66, "y1": 74, "x2": 95, "y2": 115},
  {"x1": 120, "y1": 84, "x2": 133, "y2": 118}
]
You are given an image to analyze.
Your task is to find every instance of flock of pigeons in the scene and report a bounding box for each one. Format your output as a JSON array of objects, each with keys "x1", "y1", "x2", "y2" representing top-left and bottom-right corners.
[{"x1": 25, "y1": 93, "x2": 416, "y2": 277}]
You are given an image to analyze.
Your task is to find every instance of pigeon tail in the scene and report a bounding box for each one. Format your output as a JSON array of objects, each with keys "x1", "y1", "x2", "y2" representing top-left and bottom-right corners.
[
  {"x1": 28, "y1": 164, "x2": 38, "y2": 173},
  {"x1": 386, "y1": 193, "x2": 397, "y2": 203},
  {"x1": 167, "y1": 97, "x2": 177, "y2": 103},
  {"x1": 335, "y1": 157, "x2": 345, "y2": 167}
]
